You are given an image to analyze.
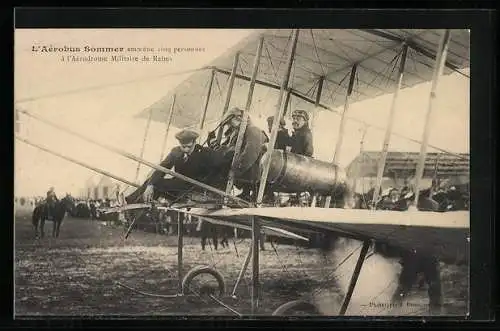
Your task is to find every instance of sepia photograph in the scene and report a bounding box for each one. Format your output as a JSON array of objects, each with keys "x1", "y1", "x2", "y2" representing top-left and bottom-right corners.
[{"x1": 14, "y1": 28, "x2": 470, "y2": 317}]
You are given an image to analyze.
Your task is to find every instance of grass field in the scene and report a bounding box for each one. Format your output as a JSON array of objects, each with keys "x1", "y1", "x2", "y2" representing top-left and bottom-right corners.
[{"x1": 14, "y1": 207, "x2": 469, "y2": 317}]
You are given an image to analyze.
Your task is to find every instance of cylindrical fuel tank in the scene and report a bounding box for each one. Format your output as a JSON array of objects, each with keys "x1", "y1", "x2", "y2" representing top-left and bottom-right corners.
[{"x1": 260, "y1": 150, "x2": 348, "y2": 194}]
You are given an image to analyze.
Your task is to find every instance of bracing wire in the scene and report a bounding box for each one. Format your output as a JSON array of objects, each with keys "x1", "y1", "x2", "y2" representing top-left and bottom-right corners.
[
  {"x1": 134, "y1": 107, "x2": 154, "y2": 183},
  {"x1": 310, "y1": 29, "x2": 327, "y2": 77},
  {"x1": 15, "y1": 67, "x2": 207, "y2": 104}
]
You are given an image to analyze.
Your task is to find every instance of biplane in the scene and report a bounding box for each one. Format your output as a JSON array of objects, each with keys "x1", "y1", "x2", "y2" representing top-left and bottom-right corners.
[{"x1": 15, "y1": 28, "x2": 470, "y2": 316}]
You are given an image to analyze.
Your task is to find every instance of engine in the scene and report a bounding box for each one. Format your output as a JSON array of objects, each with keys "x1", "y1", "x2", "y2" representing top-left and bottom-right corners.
[{"x1": 260, "y1": 149, "x2": 349, "y2": 195}]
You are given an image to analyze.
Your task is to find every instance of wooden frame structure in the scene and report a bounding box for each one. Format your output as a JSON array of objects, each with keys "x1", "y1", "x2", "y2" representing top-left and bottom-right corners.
[{"x1": 15, "y1": 28, "x2": 468, "y2": 316}]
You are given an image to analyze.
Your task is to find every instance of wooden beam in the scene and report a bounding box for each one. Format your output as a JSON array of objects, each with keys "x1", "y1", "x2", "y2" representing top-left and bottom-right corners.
[
  {"x1": 372, "y1": 44, "x2": 408, "y2": 208},
  {"x1": 256, "y1": 29, "x2": 300, "y2": 205},
  {"x1": 225, "y1": 36, "x2": 264, "y2": 200},
  {"x1": 134, "y1": 105, "x2": 154, "y2": 182},
  {"x1": 251, "y1": 216, "x2": 260, "y2": 315},
  {"x1": 324, "y1": 64, "x2": 357, "y2": 207},
  {"x1": 339, "y1": 240, "x2": 371, "y2": 315},
  {"x1": 216, "y1": 53, "x2": 240, "y2": 143},
  {"x1": 413, "y1": 30, "x2": 451, "y2": 208},
  {"x1": 160, "y1": 94, "x2": 176, "y2": 161},
  {"x1": 177, "y1": 210, "x2": 184, "y2": 295},
  {"x1": 199, "y1": 70, "x2": 215, "y2": 131},
  {"x1": 253, "y1": 28, "x2": 300, "y2": 315},
  {"x1": 19, "y1": 109, "x2": 252, "y2": 207},
  {"x1": 211, "y1": 66, "x2": 468, "y2": 160},
  {"x1": 231, "y1": 246, "x2": 252, "y2": 298}
]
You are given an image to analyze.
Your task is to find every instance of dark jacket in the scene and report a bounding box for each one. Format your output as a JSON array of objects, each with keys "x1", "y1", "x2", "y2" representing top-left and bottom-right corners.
[
  {"x1": 221, "y1": 121, "x2": 269, "y2": 180},
  {"x1": 146, "y1": 144, "x2": 223, "y2": 187},
  {"x1": 265, "y1": 128, "x2": 290, "y2": 151},
  {"x1": 290, "y1": 125, "x2": 314, "y2": 157}
]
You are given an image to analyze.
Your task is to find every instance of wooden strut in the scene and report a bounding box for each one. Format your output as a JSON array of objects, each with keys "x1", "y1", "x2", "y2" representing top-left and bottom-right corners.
[
  {"x1": 253, "y1": 28, "x2": 300, "y2": 316},
  {"x1": 283, "y1": 89, "x2": 292, "y2": 118},
  {"x1": 160, "y1": 94, "x2": 177, "y2": 161},
  {"x1": 225, "y1": 36, "x2": 264, "y2": 202},
  {"x1": 251, "y1": 216, "x2": 260, "y2": 315},
  {"x1": 324, "y1": 64, "x2": 357, "y2": 208},
  {"x1": 199, "y1": 69, "x2": 215, "y2": 132},
  {"x1": 177, "y1": 210, "x2": 184, "y2": 295},
  {"x1": 16, "y1": 136, "x2": 237, "y2": 311},
  {"x1": 135, "y1": 105, "x2": 154, "y2": 182},
  {"x1": 18, "y1": 109, "x2": 252, "y2": 207},
  {"x1": 310, "y1": 76, "x2": 325, "y2": 208},
  {"x1": 351, "y1": 125, "x2": 367, "y2": 195},
  {"x1": 211, "y1": 67, "x2": 468, "y2": 161},
  {"x1": 339, "y1": 240, "x2": 371, "y2": 315},
  {"x1": 413, "y1": 30, "x2": 451, "y2": 208},
  {"x1": 371, "y1": 43, "x2": 408, "y2": 208},
  {"x1": 231, "y1": 246, "x2": 253, "y2": 298},
  {"x1": 216, "y1": 52, "x2": 240, "y2": 144},
  {"x1": 193, "y1": 70, "x2": 216, "y2": 234},
  {"x1": 313, "y1": 76, "x2": 325, "y2": 125}
]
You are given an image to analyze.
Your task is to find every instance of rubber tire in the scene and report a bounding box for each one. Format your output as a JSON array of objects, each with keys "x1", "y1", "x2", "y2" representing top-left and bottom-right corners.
[
  {"x1": 182, "y1": 265, "x2": 226, "y2": 298},
  {"x1": 272, "y1": 300, "x2": 322, "y2": 316}
]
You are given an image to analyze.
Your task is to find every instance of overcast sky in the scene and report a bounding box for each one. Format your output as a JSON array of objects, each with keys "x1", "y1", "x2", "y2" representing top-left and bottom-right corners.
[{"x1": 14, "y1": 29, "x2": 469, "y2": 197}]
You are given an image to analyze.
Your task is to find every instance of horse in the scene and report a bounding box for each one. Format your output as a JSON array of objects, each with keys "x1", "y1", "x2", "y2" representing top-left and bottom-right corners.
[{"x1": 32, "y1": 196, "x2": 74, "y2": 239}]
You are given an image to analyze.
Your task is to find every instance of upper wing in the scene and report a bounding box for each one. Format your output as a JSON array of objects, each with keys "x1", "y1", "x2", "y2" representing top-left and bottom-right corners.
[
  {"x1": 137, "y1": 29, "x2": 470, "y2": 130},
  {"x1": 186, "y1": 206, "x2": 470, "y2": 264}
]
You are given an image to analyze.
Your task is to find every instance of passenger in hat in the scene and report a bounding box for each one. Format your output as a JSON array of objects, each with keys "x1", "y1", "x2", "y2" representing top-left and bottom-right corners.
[
  {"x1": 289, "y1": 109, "x2": 314, "y2": 157},
  {"x1": 125, "y1": 128, "x2": 226, "y2": 204},
  {"x1": 266, "y1": 116, "x2": 290, "y2": 152},
  {"x1": 206, "y1": 107, "x2": 269, "y2": 201}
]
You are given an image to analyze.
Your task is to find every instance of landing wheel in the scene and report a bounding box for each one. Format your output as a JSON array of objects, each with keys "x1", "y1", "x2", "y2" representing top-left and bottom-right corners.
[
  {"x1": 182, "y1": 266, "x2": 226, "y2": 301},
  {"x1": 272, "y1": 300, "x2": 322, "y2": 316}
]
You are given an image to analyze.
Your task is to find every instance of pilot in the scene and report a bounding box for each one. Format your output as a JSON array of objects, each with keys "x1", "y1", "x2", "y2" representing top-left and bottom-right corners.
[
  {"x1": 125, "y1": 129, "x2": 225, "y2": 204},
  {"x1": 208, "y1": 107, "x2": 269, "y2": 201},
  {"x1": 289, "y1": 109, "x2": 314, "y2": 157},
  {"x1": 266, "y1": 116, "x2": 290, "y2": 151}
]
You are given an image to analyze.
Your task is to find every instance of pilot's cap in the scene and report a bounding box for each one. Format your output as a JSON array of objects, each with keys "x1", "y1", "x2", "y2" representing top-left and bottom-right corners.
[
  {"x1": 175, "y1": 129, "x2": 199, "y2": 144},
  {"x1": 292, "y1": 109, "x2": 309, "y2": 122}
]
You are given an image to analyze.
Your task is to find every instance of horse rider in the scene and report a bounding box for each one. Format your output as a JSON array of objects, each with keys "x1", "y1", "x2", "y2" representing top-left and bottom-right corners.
[
  {"x1": 125, "y1": 129, "x2": 226, "y2": 204},
  {"x1": 46, "y1": 186, "x2": 58, "y2": 219},
  {"x1": 207, "y1": 107, "x2": 269, "y2": 201},
  {"x1": 289, "y1": 109, "x2": 314, "y2": 157},
  {"x1": 266, "y1": 115, "x2": 290, "y2": 151}
]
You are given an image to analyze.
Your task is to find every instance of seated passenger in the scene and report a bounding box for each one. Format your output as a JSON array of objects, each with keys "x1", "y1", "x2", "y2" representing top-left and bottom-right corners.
[{"x1": 125, "y1": 129, "x2": 226, "y2": 204}]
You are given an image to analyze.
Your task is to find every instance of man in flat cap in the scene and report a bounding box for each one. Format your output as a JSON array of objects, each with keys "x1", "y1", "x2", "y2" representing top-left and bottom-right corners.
[
  {"x1": 289, "y1": 109, "x2": 314, "y2": 157},
  {"x1": 266, "y1": 116, "x2": 290, "y2": 151},
  {"x1": 125, "y1": 129, "x2": 224, "y2": 204},
  {"x1": 207, "y1": 107, "x2": 269, "y2": 200}
]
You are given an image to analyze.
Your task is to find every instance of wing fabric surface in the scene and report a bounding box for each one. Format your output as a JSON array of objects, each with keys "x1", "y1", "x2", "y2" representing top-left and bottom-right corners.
[
  {"x1": 137, "y1": 29, "x2": 470, "y2": 130},
  {"x1": 186, "y1": 207, "x2": 469, "y2": 263}
]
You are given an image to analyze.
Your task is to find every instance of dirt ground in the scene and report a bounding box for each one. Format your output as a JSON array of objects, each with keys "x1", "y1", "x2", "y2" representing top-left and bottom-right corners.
[{"x1": 14, "y1": 208, "x2": 469, "y2": 317}]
